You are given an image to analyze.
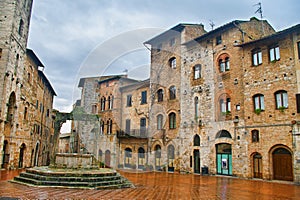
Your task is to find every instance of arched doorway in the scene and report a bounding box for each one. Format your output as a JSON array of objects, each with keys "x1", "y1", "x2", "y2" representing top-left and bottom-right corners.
[
  {"x1": 2, "y1": 140, "x2": 9, "y2": 168},
  {"x1": 138, "y1": 147, "x2": 145, "y2": 169},
  {"x1": 167, "y1": 145, "x2": 175, "y2": 172},
  {"x1": 216, "y1": 143, "x2": 232, "y2": 175},
  {"x1": 193, "y1": 135, "x2": 200, "y2": 174},
  {"x1": 272, "y1": 147, "x2": 293, "y2": 181},
  {"x1": 252, "y1": 152, "x2": 262, "y2": 179},
  {"x1": 105, "y1": 150, "x2": 111, "y2": 167},
  {"x1": 34, "y1": 143, "x2": 39, "y2": 166},
  {"x1": 124, "y1": 148, "x2": 132, "y2": 168},
  {"x1": 154, "y1": 145, "x2": 161, "y2": 170},
  {"x1": 18, "y1": 143, "x2": 26, "y2": 168}
]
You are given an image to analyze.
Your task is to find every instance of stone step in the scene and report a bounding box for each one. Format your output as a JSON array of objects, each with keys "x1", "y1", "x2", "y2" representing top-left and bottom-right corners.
[
  {"x1": 11, "y1": 167, "x2": 133, "y2": 189},
  {"x1": 25, "y1": 168, "x2": 117, "y2": 177},
  {"x1": 13, "y1": 176, "x2": 130, "y2": 188},
  {"x1": 19, "y1": 172, "x2": 121, "y2": 182}
]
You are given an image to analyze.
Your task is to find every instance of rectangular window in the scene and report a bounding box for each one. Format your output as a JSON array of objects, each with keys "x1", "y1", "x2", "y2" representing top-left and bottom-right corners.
[
  {"x1": 92, "y1": 105, "x2": 97, "y2": 114},
  {"x1": 269, "y1": 45, "x2": 280, "y2": 62},
  {"x1": 296, "y1": 94, "x2": 300, "y2": 113},
  {"x1": 216, "y1": 35, "x2": 222, "y2": 45},
  {"x1": 141, "y1": 91, "x2": 147, "y2": 104},
  {"x1": 252, "y1": 49, "x2": 262, "y2": 66},
  {"x1": 194, "y1": 65, "x2": 201, "y2": 79},
  {"x1": 297, "y1": 42, "x2": 300, "y2": 59},
  {"x1": 254, "y1": 95, "x2": 265, "y2": 110},
  {"x1": 125, "y1": 119, "x2": 131, "y2": 134},
  {"x1": 126, "y1": 95, "x2": 132, "y2": 107},
  {"x1": 0, "y1": 48, "x2": 2, "y2": 59}
]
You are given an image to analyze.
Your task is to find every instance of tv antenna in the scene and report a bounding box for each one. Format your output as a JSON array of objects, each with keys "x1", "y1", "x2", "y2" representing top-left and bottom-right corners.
[
  {"x1": 209, "y1": 20, "x2": 215, "y2": 30},
  {"x1": 254, "y1": 2, "x2": 263, "y2": 20},
  {"x1": 254, "y1": 2, "x2": 265, "y2": 35}
]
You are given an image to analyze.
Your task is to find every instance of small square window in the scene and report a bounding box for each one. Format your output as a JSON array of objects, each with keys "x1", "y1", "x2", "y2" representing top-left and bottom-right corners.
[{"x1": 216, "y1": 35, "x2": 222, "y2": 45}]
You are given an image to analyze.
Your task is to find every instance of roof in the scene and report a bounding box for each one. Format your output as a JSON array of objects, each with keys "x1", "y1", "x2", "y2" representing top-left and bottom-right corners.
[
  {"x1": 184, "y1": 20, "x2": 247, "y2": 46},
  {"x1": 238, "y1": 23, "x2": 300, "y2": 47},
  {"x1": 78, "y1": 75, "x2": 127, "y2": 87},
  {"x1": 38, "y1": 70, "x2": 57, "y2": 96},
  {"x1": 26, "y1": 49, "x2": 44, "y2": 68},
  {"x1": 144, "y1": 23, "x2": 204, "y2": 45},
  {"x1": 119, "y1": 79, "x2": 150, "y2": 91}
]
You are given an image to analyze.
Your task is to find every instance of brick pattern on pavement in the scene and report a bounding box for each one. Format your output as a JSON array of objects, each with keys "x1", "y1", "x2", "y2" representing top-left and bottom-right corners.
[{"x1": 0, "y1": 170, "x2": 300, "y2": 199}]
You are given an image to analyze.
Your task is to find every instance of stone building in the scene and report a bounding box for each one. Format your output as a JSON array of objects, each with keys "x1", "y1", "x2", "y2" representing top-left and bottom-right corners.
[
  {"x1": 73, "y1": 19, "x2": 300, "y2": 183},
  {"x1": 117, "y1": 79, "x2": 150, "y2": 170},
  {"x1": 74, "y1": 75, "x2": 138, "y2": 168},
  {"x1": 0, "y1": 0, "x2": 56, "y2": 169},
  {"x1": 238, "y1": 24, "x2": 300, "y2": 182},
  {"x1": 144, "y1": 23, "x2": 207, "y2": 172},
  {"x1": 180, "y1": 18, "x2": 275, "y2": 176}
]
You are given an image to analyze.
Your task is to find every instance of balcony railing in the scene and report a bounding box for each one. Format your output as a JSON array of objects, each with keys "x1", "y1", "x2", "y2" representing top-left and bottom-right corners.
[{"x1": 117, "y1": 128, "x2": 148, "y2": 138}]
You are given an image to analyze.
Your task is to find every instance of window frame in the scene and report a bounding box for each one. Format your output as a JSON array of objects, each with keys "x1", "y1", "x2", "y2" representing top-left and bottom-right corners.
[
  {"x1": 169, "y1": 57, "x2": 176, "y2": 69},
  {"x1": 157, "y1": 114, "x2": 163, "y2": 130},
  {"x1": 157, "y1": 89, "x2": 164, "y2": 102},
  {"x1": 194, "y1": 64, "x2": 201, "y2": 79},
  {"x1": 252, "y1": 48, "x2": 262, "y2": 66},
  {"x1": 269, "y1": 45, "x2": 280, "y2": 62},
  {"x1": 275, "y1": 90, "x2": 288, "y2": 109},
  {"x1": 126, "y1": 94, "x2": 132, "y2": 107},
  {"x1": 141, "y1": 91, "x2": 147, "y2": 104},
  {"x1": 169, "y1": 86, "x2": 176, "y2": 100},
  {"x1": 169, "y1": 112, "x2": 176, "y2": 129},
  {"x1": 253, "y1": 94, "x2": 265, "y2": 111},
  {"x1": 297, "y1": 41, "x2": 300, "y2": 60},
  {"x1": 251, "y1": 130, "x2": 259, "y2": 143}
]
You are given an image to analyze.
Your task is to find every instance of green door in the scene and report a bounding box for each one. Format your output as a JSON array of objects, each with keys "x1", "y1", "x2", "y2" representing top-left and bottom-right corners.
[{"x1": 216, "y1": 143, "x2": 232, "y2": 175}]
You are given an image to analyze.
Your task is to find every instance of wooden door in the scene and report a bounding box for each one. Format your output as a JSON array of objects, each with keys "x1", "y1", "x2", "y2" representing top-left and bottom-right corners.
[{"x1": 273, "y1": 148, "x2": 293, "y2": 181}]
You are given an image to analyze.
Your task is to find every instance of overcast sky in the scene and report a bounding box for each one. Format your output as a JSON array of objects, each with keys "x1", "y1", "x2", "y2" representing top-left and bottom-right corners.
[{"x1": 27, "y1": 0, "x2": 300, "y2": 112}]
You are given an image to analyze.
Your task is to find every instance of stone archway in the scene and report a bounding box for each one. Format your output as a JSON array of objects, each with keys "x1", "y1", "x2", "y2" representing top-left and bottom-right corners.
[
  {"x1": 272, "y1": 147, "x2": 293, "y2": 181},
  {"x1": 18, "y1": 143, "x2": 26, "y2": 168}
]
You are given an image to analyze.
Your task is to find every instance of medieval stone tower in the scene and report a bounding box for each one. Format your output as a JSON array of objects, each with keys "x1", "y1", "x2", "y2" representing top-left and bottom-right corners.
[{"x1": 0, "y1": 0, "x2": 34, "y2": 168}]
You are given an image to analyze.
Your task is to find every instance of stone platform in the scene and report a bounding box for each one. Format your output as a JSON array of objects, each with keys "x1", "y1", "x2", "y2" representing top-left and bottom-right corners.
[
  {"x1": 11, "y1": 153, "x2": 133, "y2": 189},
  {"x1": 11, "y1": 166, "x2": 133, "y2": 189}
]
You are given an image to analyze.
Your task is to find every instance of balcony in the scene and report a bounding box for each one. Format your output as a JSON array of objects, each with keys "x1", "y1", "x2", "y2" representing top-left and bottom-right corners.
[{"x1": 117, "y1": 128, "x2": 148, "y2": 138}]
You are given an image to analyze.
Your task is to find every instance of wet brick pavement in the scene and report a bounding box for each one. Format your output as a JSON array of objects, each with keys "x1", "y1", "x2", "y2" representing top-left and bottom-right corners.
[{"x1": 0, "y1": 169, "x2": 300, "y2": 199}]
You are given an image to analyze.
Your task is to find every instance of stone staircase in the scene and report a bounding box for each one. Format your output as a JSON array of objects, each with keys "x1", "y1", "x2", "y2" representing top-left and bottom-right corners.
[{"x1": 11, "y1": 167, "x2": 133, "y2": 189}]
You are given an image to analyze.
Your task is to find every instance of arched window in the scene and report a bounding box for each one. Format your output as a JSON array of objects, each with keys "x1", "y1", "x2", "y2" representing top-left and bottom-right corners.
[
  {"x1": 169, "y1": 57, "x2": 176, "y2": 69},
  {"x1": 216, "y1": 130, "x2": 232, "y2": 139},
  {"x1": 100, "y1": 97, "x2": 106, "y2": 111},
  {"x1": 194, "y1": 135, "x2": 200, "y2": 146},
  {"x1": 100, "y1": 120, "x2": 104, "y2": 134},
  {"x1": 7, "y1": 92, "x2": 16, "y2": 123},
  {"x1": 107, "y1": 119, "x2": 112, "y2": 134},
  {"x1": 253, "y1": 94, "x2": 265, "y2": 111},
  {"x1": 219, "y1": 96, "x2": 231, "y2": 114},
  {"x1": 157, "y1": 89, "x2": 164, "y2": 102},
  {"x1": 157, "y1": 114, "x2": 163, "y2": 130},
  {"x1": 124, "y1": 148, "x2": 132, "y2": 168},
  {"x1": 194, "y1": 97, "x2": 199, "y2": 118},
  {"x1": 169, "y1": 112, "x2": 176, "y2": 129},
  {"x1": 98, "y1": 149, "x2": 102, "y2": 161},
  {"x1": 194, "y1": 64, "x2": 201, "y2": 79},
  {"x1": 218, "y1": 54, "x2": 230, "y2": 72},
  {"x1": 138, "y1": 147, "x2": 145, "y2": 169},
  {"x1": 108, "y1": 95, "x2": 113, "y2": 109},
  {"x1": 169, "y1": 86, "x2": 176, "y2": 100},
  {"x1": 275, "y1": 90, "x2": 288, "y2": 109},
  {"x1": 252, "y1": 130, "x2": 259, "y2": 142},
  {"x1": 155, "y1": 145, "x2": 161, "y2": 169}
]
